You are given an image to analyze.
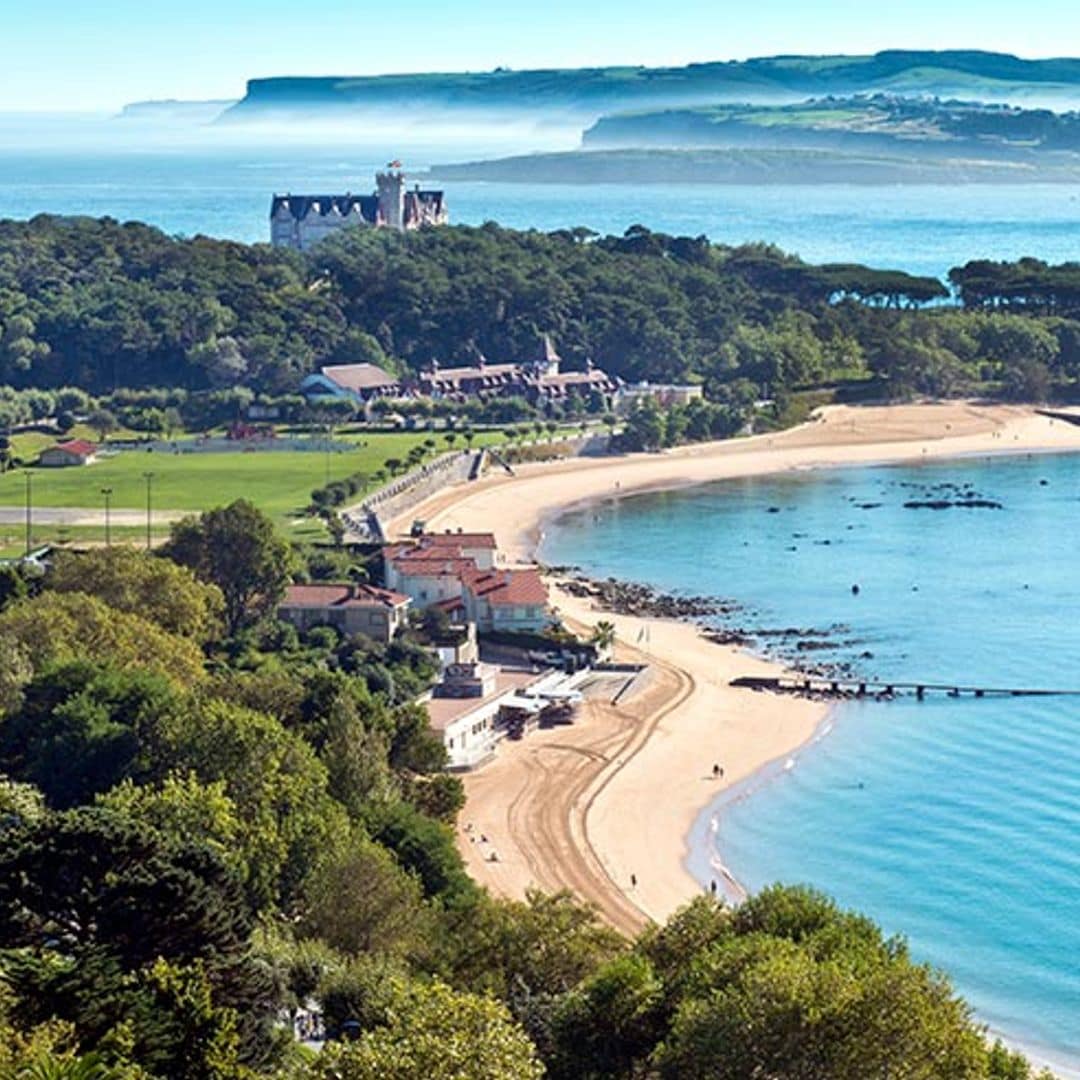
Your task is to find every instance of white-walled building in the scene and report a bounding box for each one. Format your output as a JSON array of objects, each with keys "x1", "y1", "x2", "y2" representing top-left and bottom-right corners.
[
  {"x1": 271, "y1": 167, "x2": 447, "y2": 252},
  {"x1": 383, "y1": 532, "x2": 549, "y2": 633}
]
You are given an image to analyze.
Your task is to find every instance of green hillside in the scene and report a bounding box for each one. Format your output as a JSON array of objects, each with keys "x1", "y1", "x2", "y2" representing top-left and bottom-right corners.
[
  {"x1": 583, "y1": 94, "x2": 1080, "y2": 160},
  {"x1": 223, "y1": 49, "x2": 1080, "y2": 122}
]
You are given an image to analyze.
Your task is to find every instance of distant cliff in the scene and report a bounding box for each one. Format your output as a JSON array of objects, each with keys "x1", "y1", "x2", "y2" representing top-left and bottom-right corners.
[
  {"x1": 222, "y1": 50, "x2": 1080, "y2": 122},
  {"x1": 427, "y1": 148, "x2": 1080, "y2": 185},
  {"x1": 117, "y1": 99, "x2": 235, "y2": 123}
]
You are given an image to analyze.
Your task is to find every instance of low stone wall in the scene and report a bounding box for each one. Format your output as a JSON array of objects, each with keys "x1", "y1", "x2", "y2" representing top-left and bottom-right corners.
[
  {"x1": 344, "y1": 449, "x2": 480, "y2": 541},
  {"x1": 342, "y1": 434, "x2": 613, "y2": 543}
]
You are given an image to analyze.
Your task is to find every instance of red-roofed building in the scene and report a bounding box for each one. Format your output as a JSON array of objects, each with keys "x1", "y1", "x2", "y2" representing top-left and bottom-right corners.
[
  {"x1": 383, "y1": 531, "x2": 549, "y2": 632},
  {"x1": 278, "y1": 582, "x2": 411, "y2": 642},
  {"x1": 462, "y1": 567, "x2": 550, "y2": 633},
  {"x1": 38, "y1": 440, "x2": 99, "y2": 467}
]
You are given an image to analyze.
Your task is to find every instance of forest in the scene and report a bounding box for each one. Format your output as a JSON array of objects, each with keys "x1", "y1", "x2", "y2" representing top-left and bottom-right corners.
[
  {"x1": 0, "y1": 506, "x2": 1055, "y2": 1078},
  {"x1": 2, "y1": 216, "x2": 1080, "y2": 412}
]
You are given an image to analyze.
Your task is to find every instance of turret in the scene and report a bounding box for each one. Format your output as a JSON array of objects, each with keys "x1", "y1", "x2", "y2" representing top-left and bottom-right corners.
[{"x1": 376, "y1": 164, "x2": 406, "y2": 231}]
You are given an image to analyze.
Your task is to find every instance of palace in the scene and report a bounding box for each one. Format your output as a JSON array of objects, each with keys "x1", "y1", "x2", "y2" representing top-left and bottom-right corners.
[
  {"x1": 299, "y1": 336, "x2": 618, "y2": 407},
  {"x1": 270, "y1": 165, "x2": 447, "y2": 251}
]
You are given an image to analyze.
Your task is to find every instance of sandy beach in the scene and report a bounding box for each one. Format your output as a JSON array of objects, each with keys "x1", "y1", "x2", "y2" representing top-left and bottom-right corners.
[{"x1": 389, "y1": 402, "x2": 1080, "y2": 931}]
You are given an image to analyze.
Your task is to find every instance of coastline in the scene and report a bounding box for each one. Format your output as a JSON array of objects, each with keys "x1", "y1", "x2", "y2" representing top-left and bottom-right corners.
[{"x1": 387, "y1": 402, "x2": 1080, "y2": 929}]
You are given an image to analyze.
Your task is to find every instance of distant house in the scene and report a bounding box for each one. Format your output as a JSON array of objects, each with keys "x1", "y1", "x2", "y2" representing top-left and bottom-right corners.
[
  {"x1": 278, "y1": 582, "x2": 411, "y2": 643},
  {"x1": 38, "y1": 439, "x2": 98, "y2": 468},
  {"x1": 415, "y1": 338, "x2": 618, "y2": 405},
  {"x1": 614, "y1": 382, "x2": 704, "y2": 415},
  {"x1": 300, "y1": 363, "x2": 402, "y2": 404}
]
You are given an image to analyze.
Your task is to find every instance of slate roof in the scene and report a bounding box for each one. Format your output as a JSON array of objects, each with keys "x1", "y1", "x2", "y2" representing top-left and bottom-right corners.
[
  {"x1": 318, "y1": 363, "x2": 400, "y2": 393},
  {"x1": 270, "y1": 194, "x2": 379, "y2": 222}
]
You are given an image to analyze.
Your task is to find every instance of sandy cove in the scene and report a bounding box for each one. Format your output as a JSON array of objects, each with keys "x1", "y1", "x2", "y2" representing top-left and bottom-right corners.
[{"x1": 388, "y1": 402, "x2": 1080, "y2": 933}]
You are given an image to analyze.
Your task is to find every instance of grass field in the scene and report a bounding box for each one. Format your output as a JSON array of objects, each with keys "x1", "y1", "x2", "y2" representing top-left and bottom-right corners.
[
  {"x1": 0, "y1": 425, "x2": 590, "y2": 545},
  {"x1": 0, "y1": 525, "x2": 168, "y2": 559},
  {"x1": 0, "y1": 433, "x2": 463, "y2": 514},
  {"x1": 0, "y1": 430, "x2": 527, "y2": 543}
]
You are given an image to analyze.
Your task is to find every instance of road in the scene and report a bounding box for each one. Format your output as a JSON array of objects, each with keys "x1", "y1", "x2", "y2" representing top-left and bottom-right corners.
[{"x1": 0, "y1": 507, "x2": 185, "y2": 527}]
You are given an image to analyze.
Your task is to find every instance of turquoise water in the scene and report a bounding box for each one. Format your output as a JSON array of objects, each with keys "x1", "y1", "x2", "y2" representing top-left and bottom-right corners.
[
  {"x1": 541, "y1": 452, "x2": 1080, "y2": 1076},
  {"x1": 2, "y1": 124, "x2": 1080, "y2": 276}
]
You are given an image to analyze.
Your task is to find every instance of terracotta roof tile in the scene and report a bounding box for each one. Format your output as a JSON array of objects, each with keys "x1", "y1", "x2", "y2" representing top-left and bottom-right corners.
[
  {"x1": 463, "y1": 567, "x2": 548, "y2": 606},
  {"x1": 282, "y1": 583, "x2": 411, "y2": 609},
  {"x1": 51, "y1": 439, "x2": 97, "y2": 457}
]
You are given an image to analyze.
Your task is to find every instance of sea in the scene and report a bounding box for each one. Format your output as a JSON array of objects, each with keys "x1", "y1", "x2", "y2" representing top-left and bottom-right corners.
[
  {"x1": 541, "y1": 452, "x2": 1080, "y2": 1077},
  {"x1": 2, "y1": 114, "x2": 1080, "y2": 278},
  {"x1": 4, "y1": 113, "x2": 1080, "y2": 1070}
]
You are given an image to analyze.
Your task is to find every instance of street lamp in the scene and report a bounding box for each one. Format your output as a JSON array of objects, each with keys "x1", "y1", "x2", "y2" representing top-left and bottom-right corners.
[
  {"x1": 142, "y1": 472, "x2": 154, "y2": 550},
  {"x1": 100, "y1": 487, "x2": 113, "y2": 547},
  {"x1": 23, "y1": 471, "x2": 32, "y2": 557}
]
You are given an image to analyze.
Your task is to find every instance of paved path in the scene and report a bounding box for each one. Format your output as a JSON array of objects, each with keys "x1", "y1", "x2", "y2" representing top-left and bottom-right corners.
[{"x1": 0, "y1": 506, "x2": 185, "y2": 527}]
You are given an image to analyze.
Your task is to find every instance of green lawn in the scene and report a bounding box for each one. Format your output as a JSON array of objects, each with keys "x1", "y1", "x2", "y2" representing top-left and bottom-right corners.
[
  {"x1": 0, "y1": 425, "x2": 592, "y2": 546},
  {"x1": 0, "y1": 431, "x2": 511, "y2": 525},
  {"x1": 0, "y1": 525, "x2": 167, "y2": 559}
]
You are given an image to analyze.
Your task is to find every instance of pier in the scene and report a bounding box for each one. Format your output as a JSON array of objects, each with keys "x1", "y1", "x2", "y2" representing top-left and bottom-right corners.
[{"x1": 731, "y1": 675, "x2": 1080, "y2": 700}]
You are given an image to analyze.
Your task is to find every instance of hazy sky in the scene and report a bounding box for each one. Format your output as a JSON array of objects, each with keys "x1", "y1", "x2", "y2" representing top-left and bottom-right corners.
[{"x1": 6, "y1": 0, "x2": 1080, "y2": 111}]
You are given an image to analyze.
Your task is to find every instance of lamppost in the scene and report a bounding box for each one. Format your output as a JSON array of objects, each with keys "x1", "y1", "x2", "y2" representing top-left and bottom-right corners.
[
  {"x1": 23, "y1": 471, "x2": 32, "y2": 557},
  {"x1": 101, "y1": 487, "x2": 113, "y2": 547},
  {"x1": 143, "y1": 472, "x2": 154, "y2": 550}
]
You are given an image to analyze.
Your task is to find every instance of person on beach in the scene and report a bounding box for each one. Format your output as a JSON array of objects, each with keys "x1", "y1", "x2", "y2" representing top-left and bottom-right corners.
[
  {"x1": 712, "y1": 763, "x2": 724, "y2": 779},
  {"x1": 630, "y1": 873, "x2": 637, "y2": 888}
]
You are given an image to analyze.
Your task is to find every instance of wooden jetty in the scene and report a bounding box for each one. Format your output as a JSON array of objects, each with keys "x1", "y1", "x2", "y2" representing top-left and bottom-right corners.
[{"x1": 731, "y1": 675, "x2": 1080, "y2": 701}]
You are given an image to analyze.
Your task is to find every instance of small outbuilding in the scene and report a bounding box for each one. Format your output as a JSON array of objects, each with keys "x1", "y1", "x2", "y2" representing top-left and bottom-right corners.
[{"x1": 38, "y1": 439, "x2": 98, "y2": 467}]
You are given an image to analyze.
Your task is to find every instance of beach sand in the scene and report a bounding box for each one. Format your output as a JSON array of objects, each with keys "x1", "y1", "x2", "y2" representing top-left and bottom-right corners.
[{"x1": 390, "y1": 402, "x2": 1080, "y2": 930}]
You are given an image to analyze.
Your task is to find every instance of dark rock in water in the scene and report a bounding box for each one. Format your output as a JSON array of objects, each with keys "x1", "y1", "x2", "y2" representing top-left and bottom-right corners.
[
  {"x1": 560, "y1": 574, "x2": 740, "y2": 621},
  {"x1": 767, "y1": 506, "x2": 782, "y2": 513},
  {"x1": 704, "y1": 629, "x2": 752, "y2": 646},
  {"x1": 903, "y1": 499, "x2": 1003, "y2": 510},
  {"x1": 856, "y1": 503, "x2": 883, "y2": 510}
]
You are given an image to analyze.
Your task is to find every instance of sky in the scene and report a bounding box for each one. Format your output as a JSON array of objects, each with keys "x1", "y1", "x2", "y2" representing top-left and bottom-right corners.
[{"x1": 5, "y1": 0, "x2": 1080, "y2": 112}]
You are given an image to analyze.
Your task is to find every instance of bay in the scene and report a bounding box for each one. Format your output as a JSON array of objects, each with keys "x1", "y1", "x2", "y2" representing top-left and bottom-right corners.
[
  {"x1": 2, "y1": 116, "x2": 1080, "y2": 277},
  {"x1": 541, "y1": 452, "x2": 1080, "y2": 1077}
]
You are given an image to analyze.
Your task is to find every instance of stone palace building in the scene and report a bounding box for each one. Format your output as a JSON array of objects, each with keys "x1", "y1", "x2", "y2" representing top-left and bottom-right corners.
[{"x1": 270, "y1": 164, "x2": 447, "y2": 251}]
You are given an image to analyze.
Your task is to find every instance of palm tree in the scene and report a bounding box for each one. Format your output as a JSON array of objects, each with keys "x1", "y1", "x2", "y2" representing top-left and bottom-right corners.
[{"x1": 590, "y1": 620, "x2": 616, "y2": 654}]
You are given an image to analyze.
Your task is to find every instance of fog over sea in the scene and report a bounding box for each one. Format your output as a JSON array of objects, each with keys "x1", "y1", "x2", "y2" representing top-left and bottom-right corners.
[
  {"x1": 2, "y1": 114, "x2": 1080, "y2": 278},
  {"x1": 542, "y1": 453, "x2": 1080, "y2": 1078}
]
